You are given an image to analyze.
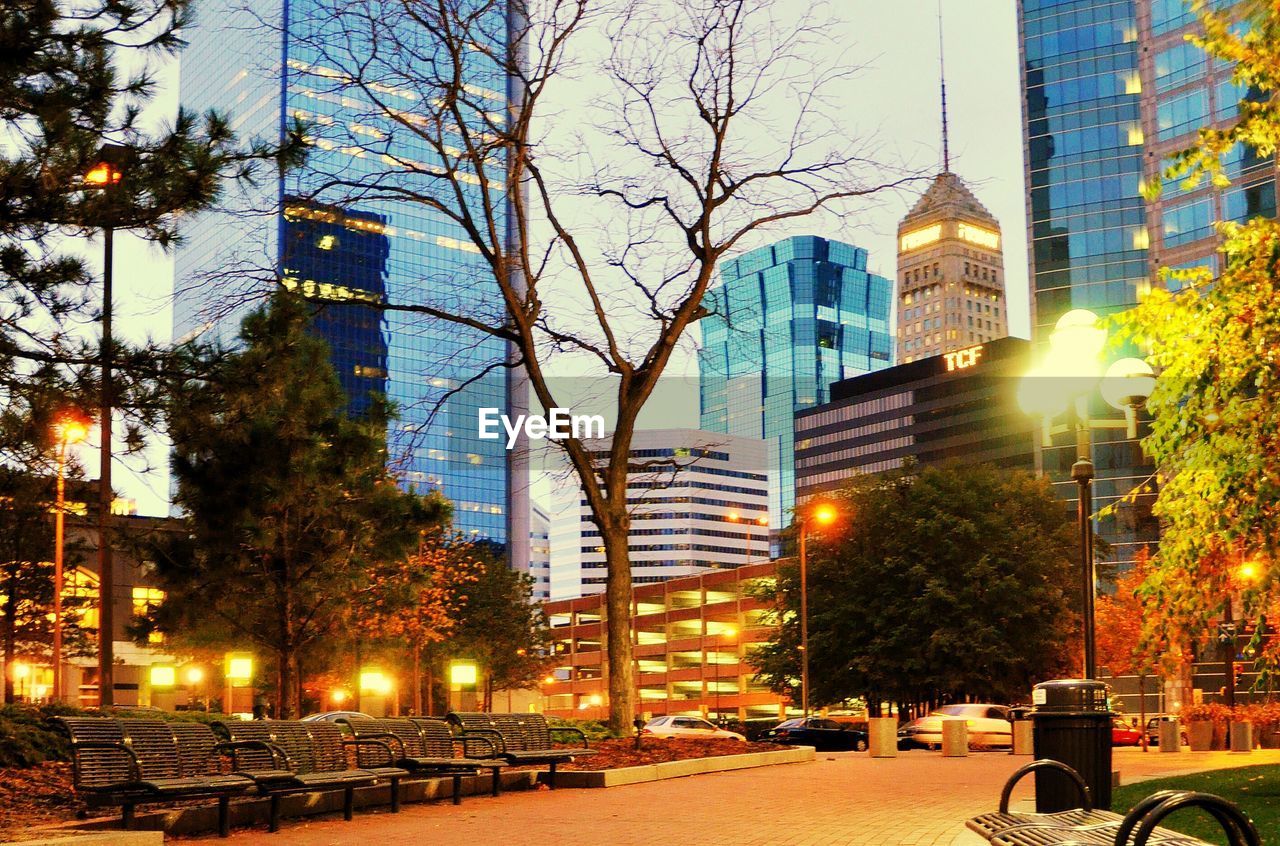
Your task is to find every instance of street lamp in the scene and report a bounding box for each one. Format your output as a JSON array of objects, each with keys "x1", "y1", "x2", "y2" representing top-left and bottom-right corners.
[
  {"x1": 728, "y1": 512, "x2": 768, "y2": 565},
  {"x1": 1222, "y1": 557, "x2": 1263, "y2": 708},
  {"x1": 712, "y1": 624, "x2": 738, "y2": 725},
  {"x1": 51, "y1": 414, "x2": 89, "y2": 704},
  {"x1": 82, "y1": 143, "x2": 131, "y2": 707},
  {"x1": 1019, "y1": 309, "x2": 1154, "y2": 680},
  {"x1": 797, "y1": 502, "x2": 838, "y2": 719}
]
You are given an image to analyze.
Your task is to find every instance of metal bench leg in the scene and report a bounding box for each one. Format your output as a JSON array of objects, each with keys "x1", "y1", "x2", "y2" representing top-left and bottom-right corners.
[
  {"x1": 548, "y1": 761, "x2": 557, "y2": 790},
  {"x1": 122, "y1": 803, "x2": 135, "y2": 830},
  {"x1": 269, "y1": 795, "x2": 281, "y2": 833},
  {"x1": 452, "y1": 773, "x2": 462, "y2": 805},
  {"x1": 343, "y1": 786, "x2": 354, "y2": 821},
  {"x1": 218, "y1": 795, "x2": 231, "y2": 838},
  {"x1": 491, "y1": 767, "x2": 501, "y2": 797},
  {"x1": 390, "y1": 776, "x2": 401, "y2": 813}
]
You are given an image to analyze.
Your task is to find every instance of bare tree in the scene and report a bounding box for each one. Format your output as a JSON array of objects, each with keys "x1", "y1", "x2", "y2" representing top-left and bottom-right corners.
[{"x1": 278, "y1": 0, "x2": 917, "y2": 732}]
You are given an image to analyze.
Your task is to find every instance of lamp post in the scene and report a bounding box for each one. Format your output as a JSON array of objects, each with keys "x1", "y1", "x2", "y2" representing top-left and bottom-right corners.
[
  {"x1": 82, "y1": 143, "x2": 129, "y2": 707},
  {"x1": 51, "y1": 415, "x2": 89, "y2": 704},
  {"x1": 797, "y1": 503, "x2": 837, "y2": 718},
  {"x1": 1223, "y1": 558, "x2": 1261, "y2": 708},
  {"x1": 712, "y1": 625, "x2": 737, "y2": 725},
  {"x1": 1018, "y1": 309, "x2": 1154, "y2": 680},
  {"x1": 728, "y1": 513, "x2": 768, "y2": 565}
]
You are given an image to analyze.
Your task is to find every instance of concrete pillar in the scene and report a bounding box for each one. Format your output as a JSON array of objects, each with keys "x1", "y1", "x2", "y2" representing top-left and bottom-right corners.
[
  {"x1": 942, "y1": 719, "x2": 968, "y2": 757},
  {"x1": 1013, "y1": 720, "x2": 1034, "y2": 755},
  {"x1": 1230, "y1": 721, "x2": 1253, "y2": 752},
  {"x1": 867, "y1": 717, "x2": 898, "y2": 758},
  {"x1": 1158, "y1": 718, "x2": 1181, "y2": 753}
]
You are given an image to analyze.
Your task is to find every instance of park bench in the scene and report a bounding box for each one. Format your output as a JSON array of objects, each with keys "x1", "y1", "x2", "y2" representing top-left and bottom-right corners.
[
  {"x1": 56, "y1": 716, "x2": 256, "y2": 837},
  {"x1": 340, "y1": 716, "x2": 507, "y2": 802},
  {"x1": 965, "y1": 760, "x2": 1262, "y2": 846},
  {"x1": 447, "y1": 711, "x2": 595, "y2": 789},
  {"x1": 214, "y1": 719, "x2": 407, "y2": 831}
]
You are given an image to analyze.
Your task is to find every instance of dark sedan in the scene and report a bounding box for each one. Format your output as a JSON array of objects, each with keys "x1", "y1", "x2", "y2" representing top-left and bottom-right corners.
[{"x1": 764, "y1": 718, "x2": 868, "y2": 751}]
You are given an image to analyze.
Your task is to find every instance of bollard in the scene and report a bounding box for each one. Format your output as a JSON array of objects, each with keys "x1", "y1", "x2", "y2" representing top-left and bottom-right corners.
[
  {"x1": 1158, "y1": 718, "x2": 1181, "y2": 753},
  {"x1": 1013, "y1": 720, "x2": 1034, "y2": 755},
  {"x1": 868, "y1": 716, "x2": 898, "y2": 758},
  {"x1": 1229, "y1": 721, "x2": 1253, "y2": 753},
  {"x1": 941, "y1": 718, "x2": 968, "y2": 757}
]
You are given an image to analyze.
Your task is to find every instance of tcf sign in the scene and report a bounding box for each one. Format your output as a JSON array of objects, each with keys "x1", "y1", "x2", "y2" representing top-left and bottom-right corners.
[{"x1": 943, "y1": 345, "x2": 984, "y2": 372}]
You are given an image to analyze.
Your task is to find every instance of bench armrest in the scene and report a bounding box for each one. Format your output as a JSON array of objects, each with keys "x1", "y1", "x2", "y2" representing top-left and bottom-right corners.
[
  {"x1": 999, "y1": 759, "x2": 1092, "y2": 813},
  {"x1": 71, "y1": 740, "x2": 141, "y2": 784},
  {"x1": 454, "y1": 733, "x2": 499, "y2": 758},
  {"x1": 460, "y1": 727, "x2": 506, "y2": 754},
  {"x1": 547, "y1": 726, "x2": 591, "y2": 749},
  {"x1": 1131, "y1": 792, "x2": 1260, "y2": 846},
  {"x1": 343, "y1": 737, "x2": 396, "y2": 767},
  {"x1": 211, "y1": 739, "x2": 290, "y2": 771}
]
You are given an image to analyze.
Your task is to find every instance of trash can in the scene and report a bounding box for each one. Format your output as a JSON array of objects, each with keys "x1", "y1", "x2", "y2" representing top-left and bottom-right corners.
[{"x1": 1030, "y1": 679, "x2": 1113, "y2": 812}]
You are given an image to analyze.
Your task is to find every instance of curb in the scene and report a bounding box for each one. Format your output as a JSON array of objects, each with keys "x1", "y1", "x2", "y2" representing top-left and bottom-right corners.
[{"x1": 547, "y1": 746, "x2": 816, "y2": 788}]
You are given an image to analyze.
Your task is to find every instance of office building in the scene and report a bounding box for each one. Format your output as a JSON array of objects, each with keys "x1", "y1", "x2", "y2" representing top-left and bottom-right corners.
[
  {"x1": 173, "y1": 0, "x2": 526, "y2": 567},
  {"x1": 529, "y1": 504, "x2": 551, "y2": 603},
  {"x1": 897, "y1": 174, "x2": 1008, "y2": 363},
  {"x1": 795, "y1": 337, "x2": 1035, "y2": 502},
  {"x1": 542, "y1": 561, "x2": 790, "y2": 722},
  {"x1": 549, "y1": 429, "x2": 769, "y2": 599},
  {"x1": 698, "y1": 236, "x2": 893, "y2": 533}
]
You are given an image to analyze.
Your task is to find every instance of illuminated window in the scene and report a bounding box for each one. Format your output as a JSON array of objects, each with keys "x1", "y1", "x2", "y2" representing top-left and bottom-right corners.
[{"x1": 133, "y1": 587, "x2": 166, "y2": 643}]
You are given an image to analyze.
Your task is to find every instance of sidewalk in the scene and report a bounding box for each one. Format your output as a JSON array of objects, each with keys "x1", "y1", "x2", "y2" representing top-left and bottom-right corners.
[{"x1": 201, "y1": 748, "x2": 1280, "y2": 845}]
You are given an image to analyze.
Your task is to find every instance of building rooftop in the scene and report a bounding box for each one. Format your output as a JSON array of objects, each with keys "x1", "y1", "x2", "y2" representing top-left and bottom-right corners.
[{"x1": 900, "y1": 171, "x2": 999, "y2": 230}]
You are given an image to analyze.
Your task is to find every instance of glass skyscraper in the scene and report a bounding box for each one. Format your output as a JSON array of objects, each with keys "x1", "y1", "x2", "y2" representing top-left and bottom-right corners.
[
  {"x1": 1017, "y1": 0, "x2": 1276, "y2": 572},
  {"x1": 174, "y1": 0, "x2": 526, "y2": 565},
  {"x1": 698, "y1": 235, "x2": 893, "y2": 534}
]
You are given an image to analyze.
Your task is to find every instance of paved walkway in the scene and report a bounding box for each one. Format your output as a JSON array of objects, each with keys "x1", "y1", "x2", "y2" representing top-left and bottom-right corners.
[{"x1": 205, "y1": 748, "x2": 1280, "y2": 845}]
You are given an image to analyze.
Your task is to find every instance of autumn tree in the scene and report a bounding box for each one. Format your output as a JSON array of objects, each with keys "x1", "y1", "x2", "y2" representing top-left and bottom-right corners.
[
  {"x1": 1113, "y1": 0, "x2": 1280, "y2": 680},
  {"x1": 254, "y1": 0, "x2": 918, "y2": 732},
  {"x1": 145, "y1": 293, "x2": 444, "y2": 717},
  {"x1": 751, "y1": 465, "x2": 1080, "y2": 714}
]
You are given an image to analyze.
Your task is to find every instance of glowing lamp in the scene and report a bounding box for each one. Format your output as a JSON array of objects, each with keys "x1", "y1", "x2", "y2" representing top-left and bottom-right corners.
[
  {"x1": 587, "y1": 693, "x2": 603, "y2": 706},
  {"x1": 12, "y1": 662, "x2": 29, "y2": 679},
  {"x1": 331, "y1": 689, "x2": 350, "y2": 704},
  {"x1": 184, "y1": 666, "x2": 204, "y2": 686},
  {"x1": 1238, "y1": 560, "x2": 1261, "y2": 583},
  {"x1": 54, "y1": 417, "x2": 90, "y2": 444},
  {"x1": 542, "y1": 675, "x2": 556, "y2": 686},
  {"x1": 1101, "y1": 357, "x2": 1156, "y2": 437},
  {"x1": 811, "y1": 504, "x2": 837, "y2": 526},
  {"x1": 757, "y1": 516, "x2": 768, "y2": 526},
  {"x1": 721, "y1": 625, "x2": 738, "y2": 639},
  {"x1": 1050, "y1": 309, "x2": 1107, "y2": 363},
  {"x1": 150, "y1": 665, "x2": 176, "y2": 689},
  {"x1": 225, "y1": 653, "x2": 254, "y2": 684},
  {"x1": 359, "y1": 669, "x2": 393, "y2": 696},
  {"x1": 449, "y1": 660, "x2": 478, "y2": 687},
  {"x1": 84, "y1": 162, "x2": 122, "y2": 186}
]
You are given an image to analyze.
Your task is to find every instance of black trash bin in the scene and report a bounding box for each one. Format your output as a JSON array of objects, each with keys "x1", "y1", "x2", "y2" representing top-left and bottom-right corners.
[{"x1": 1030, "y1": 679, "x2": 1113, "y2": 812}]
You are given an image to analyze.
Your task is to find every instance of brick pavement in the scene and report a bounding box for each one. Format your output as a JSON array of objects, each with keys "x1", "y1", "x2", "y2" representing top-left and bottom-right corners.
[{"x1": 200, "y1": 748, "x2": 1280, "y2": 845}]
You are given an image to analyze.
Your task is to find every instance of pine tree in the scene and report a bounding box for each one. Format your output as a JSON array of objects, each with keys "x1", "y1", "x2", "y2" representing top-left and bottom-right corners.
[{"x1": 146, "y1": 293, "x2": 439, "y2": 717}]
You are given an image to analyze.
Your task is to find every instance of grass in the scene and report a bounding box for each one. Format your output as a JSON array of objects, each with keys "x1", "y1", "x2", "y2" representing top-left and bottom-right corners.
[{"x1": 1111, "y1": 765, "x2": 1280, "y2": 845}]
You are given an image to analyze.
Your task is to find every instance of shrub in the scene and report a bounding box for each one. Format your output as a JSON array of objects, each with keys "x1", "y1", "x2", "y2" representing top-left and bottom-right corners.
[
  {"x1": 1182, "y1": 703, "x2": 1232, "y2": 724},
  {"x1": 548, "y1": 717, "x2": 617, "y2": 742},
  {"x1": 0, "y1": 703, "x2": 83, "y2": 768}
]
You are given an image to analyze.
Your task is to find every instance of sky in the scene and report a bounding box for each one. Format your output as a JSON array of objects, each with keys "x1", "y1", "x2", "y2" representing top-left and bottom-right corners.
[{"x1": 96, "y1": 0, "x2": 1029, "y2": 515}]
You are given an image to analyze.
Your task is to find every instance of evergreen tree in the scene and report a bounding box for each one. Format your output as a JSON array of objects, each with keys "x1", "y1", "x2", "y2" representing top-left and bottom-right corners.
[
  {"x1": 751, "y1": 465, "x2": 1079, "y2": 714},
  {"x1": 146, "y1": 293, "x2": 439, "y2": 717}
]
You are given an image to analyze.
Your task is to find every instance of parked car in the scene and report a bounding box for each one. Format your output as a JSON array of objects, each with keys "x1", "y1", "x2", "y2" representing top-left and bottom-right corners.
[
  {"x1": 1111, "y1": 717, "x2": 1144, "y2": 746},
  {"x1": 300, "y1": 710, "x2": 373, "y2": 723},
  {"x1": 897, "y1": 704, "x2": 1012, "y2": 750},
  {"x1": 1145, "y1": 716, "x2": 1189, "y2": 748},
  {"x1": 764, "y1": 717, "x2": 868, "y2": 751},
  {"x1": 641, "y1": 715, "x2": 746, "y2": 741}
]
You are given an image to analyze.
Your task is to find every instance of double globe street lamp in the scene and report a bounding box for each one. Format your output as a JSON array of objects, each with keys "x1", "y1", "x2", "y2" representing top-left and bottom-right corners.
[{"x1": 1017, "y1": 309, "x2": 1155, "y2": 680}]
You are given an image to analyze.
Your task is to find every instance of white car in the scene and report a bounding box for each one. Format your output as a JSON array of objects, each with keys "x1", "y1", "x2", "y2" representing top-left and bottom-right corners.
[
  {"x1": 897, "y1": 704, "x2": 1012, "y2": 750},
  {"x1": 641, "y1": 715, "x2": 746, "y2": 741}
]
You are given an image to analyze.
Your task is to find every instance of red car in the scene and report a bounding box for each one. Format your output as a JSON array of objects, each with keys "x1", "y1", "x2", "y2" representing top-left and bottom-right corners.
[{"x1": 1112, "y1": 718, "x2": 1143, "y2": 746}]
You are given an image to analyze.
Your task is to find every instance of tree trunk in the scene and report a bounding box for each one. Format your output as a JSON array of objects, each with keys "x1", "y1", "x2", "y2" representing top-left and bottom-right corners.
[
  {"x1": 3, "y1": 570, "x2": 15, "y2": 703},
  {"x1": 602, "y1": 524, "x2": 634, "y2": 734},
  {"x1": 279, "y1": 647, "x2": 301, "y2": 719},
  {"x1": 412, "y1": 642, "x2": 422, "y2": 715},
  {"x1": 426, "y1": 660, "x2": 434, "y2": 716}
]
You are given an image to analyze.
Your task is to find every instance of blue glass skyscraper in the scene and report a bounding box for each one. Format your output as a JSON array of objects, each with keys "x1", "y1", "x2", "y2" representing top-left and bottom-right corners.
[
  {"x1": 698, "y1": 235, "x2": 893, "y2": 533},
  {"x1": 1018, "y1": 0, "x2": 1276, "y2": 573},
  {"x1": 173, "y1": 0, "x2": 526, "y2": 566}
]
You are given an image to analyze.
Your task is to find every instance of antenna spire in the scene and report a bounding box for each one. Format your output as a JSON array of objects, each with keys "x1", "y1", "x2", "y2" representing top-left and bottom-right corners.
[{"x1": 938, "y1": 0, "x2": 950, "y2": 173}]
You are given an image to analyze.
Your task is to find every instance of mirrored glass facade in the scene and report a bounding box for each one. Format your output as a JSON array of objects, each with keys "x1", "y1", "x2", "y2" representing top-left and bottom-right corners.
[
  {"x1": 174, "y1": 0, "x2": 524, "y2": 558},
  {"x1": 698, "y1": 236, "x2": 893, "y2": 534}
]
